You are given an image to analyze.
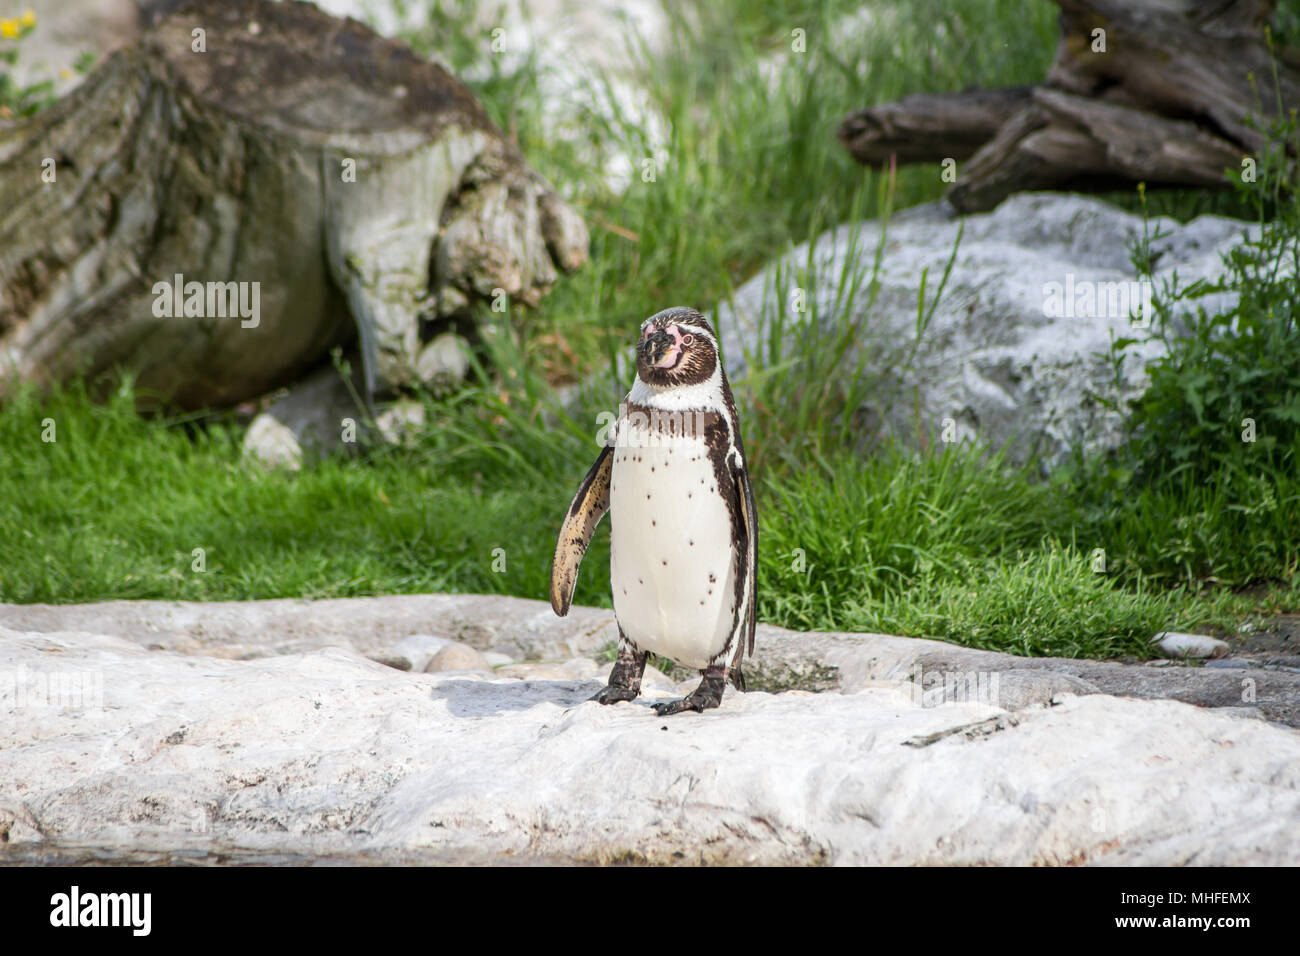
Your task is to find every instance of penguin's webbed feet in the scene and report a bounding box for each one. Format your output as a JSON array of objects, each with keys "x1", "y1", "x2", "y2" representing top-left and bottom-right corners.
[
  {"x1": 653, "y1": 670, "x2": 726, "y2": 716},
  {"x1": 590, "y1": 683, "x2": 640, "y2": 705},
  {"x1": 593, "y1": 632, "x2": 647, "y2": 705},
  {"x1": 652, "y1": 694, "x2": 712, "y2": 716}
]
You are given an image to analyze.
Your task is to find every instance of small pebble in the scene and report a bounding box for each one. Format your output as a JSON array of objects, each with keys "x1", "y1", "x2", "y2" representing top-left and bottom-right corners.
[
  {"x1": 1152, "y1": 632, "x2": 1231, "y2": 660},
  {"x1": 388, "y1": 634, "x2": 454, "y2": 672},
  {"x1": 424, "y1": 642, "x2": 491, "y2": 673}
]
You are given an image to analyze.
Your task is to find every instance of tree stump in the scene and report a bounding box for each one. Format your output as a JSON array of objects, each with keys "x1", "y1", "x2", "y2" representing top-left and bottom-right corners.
[
  {"x1": 0, "y1": 0, "x2": 588, "y2": 409},
  {"x1": 838, "y1": 0, "x2": 1299, "y2": 212}
]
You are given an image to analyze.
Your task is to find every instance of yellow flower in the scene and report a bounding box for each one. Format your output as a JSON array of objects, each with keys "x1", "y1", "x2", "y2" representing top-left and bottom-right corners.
[
  {"x1": 0, "y1": 19, "x2": 19, "y2": 39},
  {"x1": 21, "y1": 10, "x2": 36, "y2": 27}
]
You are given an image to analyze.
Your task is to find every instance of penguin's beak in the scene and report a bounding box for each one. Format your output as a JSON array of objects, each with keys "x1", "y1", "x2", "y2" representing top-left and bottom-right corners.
[{"x1": 640, "y1": 330, "x2": 677, "y2": 369}]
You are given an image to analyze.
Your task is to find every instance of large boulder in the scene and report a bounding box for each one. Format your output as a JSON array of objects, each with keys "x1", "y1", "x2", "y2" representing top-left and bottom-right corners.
[{"x1": 713, "y1": 193, "x2": 1256, "y2": 470}]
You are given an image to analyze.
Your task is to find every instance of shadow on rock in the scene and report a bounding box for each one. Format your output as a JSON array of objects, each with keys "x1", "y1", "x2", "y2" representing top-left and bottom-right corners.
[{"x1": 430, "y1": 678, "x2": 601, "y2": 717}]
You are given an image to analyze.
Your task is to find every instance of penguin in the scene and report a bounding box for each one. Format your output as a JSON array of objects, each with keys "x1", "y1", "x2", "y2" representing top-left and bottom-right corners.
[{"x1": 550, "y1": 306, "x2": 757, "y2": 715}]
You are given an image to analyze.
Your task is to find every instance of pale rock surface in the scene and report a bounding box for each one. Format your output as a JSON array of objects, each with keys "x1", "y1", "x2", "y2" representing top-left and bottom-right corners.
[
  {"x1": 0, "y1": 593, "x2": 621, "y2": 663},
  {"x1": 2, "y1": 623, "x2": 1299, "y2": 865},
  {"x1": 498, "y1": 658, "x2": 648, "y2": 684},
  {"x1": 5, "y1": 593, "x2": 1300, "y2": 726}
]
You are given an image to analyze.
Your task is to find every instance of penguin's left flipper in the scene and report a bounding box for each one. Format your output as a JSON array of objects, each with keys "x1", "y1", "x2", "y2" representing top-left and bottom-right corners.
[
  {"x1": 549, "y1": 444, "x2": 613, "y2": 617},
  {"x1": 727, "y1": 447, "x2": 758, "y2": 674},
  {"x1": 653, "y1": 668, "x2": 726, "y2": 717}
]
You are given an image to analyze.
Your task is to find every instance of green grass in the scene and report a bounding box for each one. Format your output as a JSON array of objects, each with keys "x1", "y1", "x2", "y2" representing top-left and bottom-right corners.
[
  {"x1": 2, "y1": 374, "x2": 1293, "y2": 659},
  {"x1": 757, "y1": 444, "x2": 1281, "y2": 656},
  {"x1": 2, "y1": 0, "x2": 1298, "y2": 664},
  {"x1": 0, "y1": 378, "x2": 587, "y2": 604}
]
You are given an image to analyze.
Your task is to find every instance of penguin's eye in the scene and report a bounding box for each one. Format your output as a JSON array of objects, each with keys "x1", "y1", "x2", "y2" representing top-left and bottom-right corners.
[{"x1": 681, "y1": 334, "x2": 694, "y2": 347}]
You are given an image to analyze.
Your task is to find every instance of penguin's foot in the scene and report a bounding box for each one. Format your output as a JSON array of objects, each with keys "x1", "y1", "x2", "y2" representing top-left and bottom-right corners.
[
  {"x1": 592, "y1": 633, "x2": 647, "y2": 705},
  {"x1": 653, "y1": 671, "x2": 726, "y2": 716},
  {"x1": 590, "y1": 683, "x2": 640, "y2": 705}
]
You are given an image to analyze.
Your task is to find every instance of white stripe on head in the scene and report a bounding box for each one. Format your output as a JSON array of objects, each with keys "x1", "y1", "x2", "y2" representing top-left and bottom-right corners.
[
  {"x1": 644, "y1": 307, "x2": 714, "y2": 335},
  {"x1": 669, "y1": 322, "x2": 718, "y2": 351}
]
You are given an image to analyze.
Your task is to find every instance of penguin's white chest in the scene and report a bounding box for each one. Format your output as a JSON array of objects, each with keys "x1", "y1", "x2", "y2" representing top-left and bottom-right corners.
[{"x1": 609, "y1": 420, "x2": 737, "y2": 669}]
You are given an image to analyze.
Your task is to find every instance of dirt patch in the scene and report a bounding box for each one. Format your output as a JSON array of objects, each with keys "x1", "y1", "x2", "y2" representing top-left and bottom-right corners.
[{"x1": 1228, "y1": 614, "x2": 1300, "y2": 662}]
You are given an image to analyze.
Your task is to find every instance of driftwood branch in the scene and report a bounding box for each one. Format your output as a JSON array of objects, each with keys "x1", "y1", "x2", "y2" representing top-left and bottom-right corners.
[
  {"x1": 839, "y1": 0, "x2": 1299, "y2": 212},
  {"x1": 838, "y1": 87, "x2": 1035, "y2": 166}
]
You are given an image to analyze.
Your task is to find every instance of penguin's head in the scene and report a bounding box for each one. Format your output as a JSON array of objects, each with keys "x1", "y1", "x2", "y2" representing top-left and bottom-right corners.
[{"x1": 635, "y1": 307, "x2": 719, "y2": 388}]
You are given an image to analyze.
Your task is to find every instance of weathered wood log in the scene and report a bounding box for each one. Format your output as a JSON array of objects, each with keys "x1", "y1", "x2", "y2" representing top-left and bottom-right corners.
[
  {"x1": 0, "y1": 0, "x2": 587, "y2": 409},
  {"x1": 949, "y1": 88, "x2": 1250, "y2": 212},
  {"x1": 838, "y1": 0, "x2": 1299, "y2": 212},
  {"x1": 838, "y1": 87, "x2": 1035, "y2": 166}
]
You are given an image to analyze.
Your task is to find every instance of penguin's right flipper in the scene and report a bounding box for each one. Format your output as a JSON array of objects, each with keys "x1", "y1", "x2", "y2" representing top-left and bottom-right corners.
[{"x1": 550, "y1": 443, "x2": 614, "y2": 616}]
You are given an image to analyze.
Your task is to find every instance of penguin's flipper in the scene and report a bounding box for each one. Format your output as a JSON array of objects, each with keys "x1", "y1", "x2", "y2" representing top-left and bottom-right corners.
[
  {"x1": 729, "y1": 451, "x2": 758, "y2": 665},
  {"x1": 550, "y1": 443, "x2": 614, "y2": 616}
]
